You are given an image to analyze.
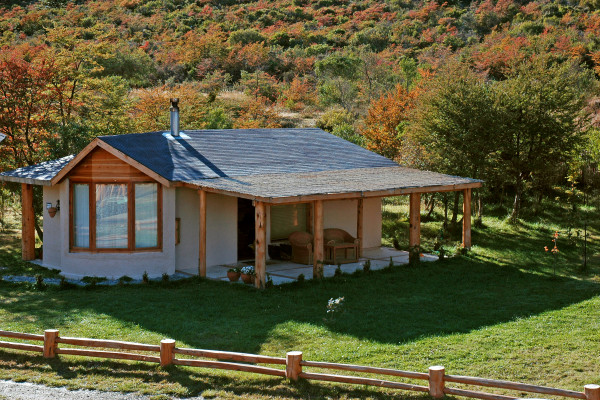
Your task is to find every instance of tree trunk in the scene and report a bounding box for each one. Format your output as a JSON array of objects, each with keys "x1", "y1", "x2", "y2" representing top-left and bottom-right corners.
[
  {"x1": 34, "y1": 215, "x2": 43, "y2": 242},
  {"x1": 426, "y1": 193, "x2": 435, "y2": 219},
  {"x1": 443, "y1": 193, "x2": 449, "y2": 229},
  {"x1": 533, "y1": 191, "x2": 543, "y2": 216},
  {"x1": 510, "y1": 177, "x2": 522, "y2": 221},
  {"x1": 451, "y1": 191, "x2": 460, "y2": 225},
  {"x1": 476, "y1": 192, "x2": 483, "y2": 225}
]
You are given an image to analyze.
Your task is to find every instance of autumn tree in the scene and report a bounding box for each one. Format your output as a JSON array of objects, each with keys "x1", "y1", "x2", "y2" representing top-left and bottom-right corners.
[
  {"x1": 0, "y1": 45, "x2": 58, "y2": 171},
  {"x1": 361, "y1": 84, "x2": 419, "y2": 161}
]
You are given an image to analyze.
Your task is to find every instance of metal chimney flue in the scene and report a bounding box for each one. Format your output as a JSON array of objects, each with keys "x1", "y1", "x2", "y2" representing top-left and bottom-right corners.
[{"x1": 170, "y1": 98, "x2": 180, "y2": 137}]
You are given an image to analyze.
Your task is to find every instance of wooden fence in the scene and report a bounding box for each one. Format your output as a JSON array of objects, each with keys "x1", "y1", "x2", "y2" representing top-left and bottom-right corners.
[{"x1": 0, "y1": 329, "x2": 598, "y2": 400}]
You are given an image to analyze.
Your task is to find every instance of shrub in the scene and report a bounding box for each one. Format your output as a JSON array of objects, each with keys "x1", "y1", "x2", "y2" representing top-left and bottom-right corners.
[
  {"x1": 334, "y1": 264, "x2": 342, "y2": 277},
  {"x1": 265, "y1": 274, "x2": 274, "y2": 288},
  {"x1": 229, "y1": 29, "x2": 265, "y2": 45},
  {"x1": 34, "y1": 275, "x2": 46, "y2": 291},
  {"x1": 363, "y1": 259, "x2": 371, "y2": 273},
  {"x1": 297, "y1": 273, "x2": 305, "y2": 283},
  {"x1": 316, "y1": 107, "x2": 354, "y2": 132},
  {"x1": 142, "y1": 271, "x2": 149, "y2": 284},
  {"x1": 162, "y1": 273, "x2": 169, "y2": 282}
]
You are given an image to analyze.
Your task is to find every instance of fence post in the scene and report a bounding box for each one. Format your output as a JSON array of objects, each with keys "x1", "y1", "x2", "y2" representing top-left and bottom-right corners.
[
  {"x1": 43, "y1": 329, "x2": 59, "y2": 358},
  {"x1": 429, "y1": 366, "x2": 445, "y2": 398},
  {"x1": 286, "y1": 351, "x2": 303, "y2": 381},
  {"x1": 160, "y1": 339, "x2": 175, "y2": 366},
  {"x1": 585, "y1": 384, "x2": 600, "y2": 400}
]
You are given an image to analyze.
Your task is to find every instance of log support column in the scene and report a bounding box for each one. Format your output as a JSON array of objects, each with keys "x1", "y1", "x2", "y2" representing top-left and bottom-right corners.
[
  {"x1": 462, "y1": 188, "x2": 472, "y2": 249},
  {"x1": 198, "y1": 190, "x2": 207, "y2": 277},
  {"x1": 313, "y1": 200, "x2": 324, "y2": 279},
  {"x1": 255, "y1": 201, "x2": 267, "y2": 289},
  {"x1": 409, "y1": 193, "x2": 421, "y2": 264},
  {"x1": 357, "y1": 199, "x2": 363, "y2": 258},
  {"x1": 21, "y1": 183, "x2": 35, "y2": 261}
]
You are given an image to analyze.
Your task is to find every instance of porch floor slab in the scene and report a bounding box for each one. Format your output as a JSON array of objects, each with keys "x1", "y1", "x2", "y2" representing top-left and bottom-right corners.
[{"x1": 176, "y1": 247, "x2": 437, "y2": 285}]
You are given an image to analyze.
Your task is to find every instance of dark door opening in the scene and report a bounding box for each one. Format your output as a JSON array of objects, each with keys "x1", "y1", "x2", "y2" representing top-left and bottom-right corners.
[{"x1": 237, "y1": 198, "x2": 255, "y2": 261}]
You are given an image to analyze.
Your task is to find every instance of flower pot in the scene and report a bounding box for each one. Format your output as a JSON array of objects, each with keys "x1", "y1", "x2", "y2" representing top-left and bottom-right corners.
[
  {"x1": 241, "y1": 273, "x2": 255, "y2": 284},
  {"x1": 227, "y1": 271, "x2": 241, "y2": 282},
  {"x1": 48, "y1": 207, "x2": 57, "y2": 218}
]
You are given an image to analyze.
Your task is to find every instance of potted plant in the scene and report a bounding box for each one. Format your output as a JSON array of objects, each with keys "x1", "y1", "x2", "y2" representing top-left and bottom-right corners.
[
  {"x1": 240, "y1": 266, "x2": 256, "y2": 284},
  {"x1": 227, "y1": 267, "x2": 241, "y2": 282}
]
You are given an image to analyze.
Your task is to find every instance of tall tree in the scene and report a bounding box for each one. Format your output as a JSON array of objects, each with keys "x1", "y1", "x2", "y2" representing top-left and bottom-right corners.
[{"x1": 0, "y1": 45, "x2": 58, "y2": 171}]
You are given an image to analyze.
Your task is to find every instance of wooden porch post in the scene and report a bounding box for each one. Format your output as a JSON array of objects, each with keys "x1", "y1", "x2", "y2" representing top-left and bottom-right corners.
[
  {"x1": 313, "y1": 200, "x2": 324, "y2": 279},
  {"x1": 21, "y1": 183, "x2": 35, "y2": 261},
  {"x1": 198, "y1": 190, "x2": 206, "y2": 277},
  {"x1": 255, "y1": 201, "x2": 267, "y2": 289},
  {"x1": 462, "y1": 188, "x2": 472, "y2": 249},
  {"x1": 409, "y1": 193, "x2": 421, "y2": 264},
  {"x1": 356, "y1": 198, "x2": 363, "y2": 258}
]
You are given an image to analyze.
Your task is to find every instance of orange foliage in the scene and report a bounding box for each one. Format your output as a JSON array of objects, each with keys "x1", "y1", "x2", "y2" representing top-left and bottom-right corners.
[
  {"x1": 361, "y1": 84, "x2": 420, "y2": 160},
  {"x1": 0, "y1": 44, "x2": 59, "y2": 170},
  {"x1": 233, "y1": 98, "x2": 281, "y2": 129}
]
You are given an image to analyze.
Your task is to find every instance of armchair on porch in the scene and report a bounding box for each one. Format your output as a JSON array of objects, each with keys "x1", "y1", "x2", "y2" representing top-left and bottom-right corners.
[
  {"x1": 324, "y1": 228, "x2": 360, "y2": 264},
  {"x1": 288, "y1": 231, "x2": 313, "y2": 265}
]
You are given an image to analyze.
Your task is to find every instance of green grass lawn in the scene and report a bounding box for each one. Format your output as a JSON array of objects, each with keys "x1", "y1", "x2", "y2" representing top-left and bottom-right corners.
[{"x1": 0, "y1": 198, "x2": 599, "y2": 399}]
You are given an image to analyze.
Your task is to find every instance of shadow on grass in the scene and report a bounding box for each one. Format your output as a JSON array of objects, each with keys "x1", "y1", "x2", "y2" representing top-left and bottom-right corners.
[
  {"x1": 0, "y1": 350, "x2": 433, "y2": 399},
  {"x1": 1, "y1": 258, "x2": 599, "y2": 350}
]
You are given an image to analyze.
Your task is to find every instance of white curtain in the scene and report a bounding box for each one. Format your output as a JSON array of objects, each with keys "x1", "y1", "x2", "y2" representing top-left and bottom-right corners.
[
  {"x1": 135, "y1": 183, "x2": 158, "y2": 248},
  {"x1": 270, "y1": 204, "x2": 307, "y2": 241},
  {"x1": 96, "y1": 184, "x2": 128, "y2": 248},
  {"x1": 73, "y1": 184, "x2": 90, "y2": 248}
]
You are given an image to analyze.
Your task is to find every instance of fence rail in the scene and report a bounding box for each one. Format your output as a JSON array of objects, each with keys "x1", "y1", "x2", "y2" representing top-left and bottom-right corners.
[{"x1": 0, "y1": 329, "x2": 598, "y2": 400}]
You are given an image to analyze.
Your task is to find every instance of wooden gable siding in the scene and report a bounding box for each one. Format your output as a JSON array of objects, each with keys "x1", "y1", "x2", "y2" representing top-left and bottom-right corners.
[{"x1": 68, "y1": 148, "x2": 152, "y2": 182}]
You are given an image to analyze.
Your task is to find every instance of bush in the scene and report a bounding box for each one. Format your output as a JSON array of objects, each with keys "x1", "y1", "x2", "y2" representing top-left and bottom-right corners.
[
  {"x1": 316, "y1": 107, "x2": 354, "y2": 132},
  {"x1": 34, "y1": 275, "x2": 46, "y2": 291},
  {"x1": 363, "y1": 259, "x2": 371, "y2": 273},
  {"x1": 334, "y1": 264, "x2": 342, "y2": 277},
  {"x1": 229, "y1": 29, "x2": 266, "y2": 45}
]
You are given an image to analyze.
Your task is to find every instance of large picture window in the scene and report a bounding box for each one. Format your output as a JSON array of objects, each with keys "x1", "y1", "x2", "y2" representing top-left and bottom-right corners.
[
  {"x1": 270, "y1": 204, "x2": 308, "y2": 241},
  {"x1": 70, "y1": 181, "x2": 161, "y2": 252}
]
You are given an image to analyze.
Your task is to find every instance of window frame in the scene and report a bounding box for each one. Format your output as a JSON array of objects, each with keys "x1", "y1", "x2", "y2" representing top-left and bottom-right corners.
[{"x1": 69, "y1": 179, "x2": 162, "y2": 253}]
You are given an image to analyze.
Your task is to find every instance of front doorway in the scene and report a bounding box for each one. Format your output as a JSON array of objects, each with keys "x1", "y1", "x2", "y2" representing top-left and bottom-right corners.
[{"x1": 237, "y1": 198, "x2": 255, "y2": 261}]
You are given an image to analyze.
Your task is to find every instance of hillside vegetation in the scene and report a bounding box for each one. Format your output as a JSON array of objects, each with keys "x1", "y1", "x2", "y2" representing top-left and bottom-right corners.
[{"x1": 1, "y1": 0, "x2": 599, "y2": 222}]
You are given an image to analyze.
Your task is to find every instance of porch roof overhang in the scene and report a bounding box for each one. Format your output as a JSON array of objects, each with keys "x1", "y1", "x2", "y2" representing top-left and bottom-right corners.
[
  {"x1": 184, "y1": 166, "x2": 483, "y2": 204},
  {"x1": 0, "y1": 156, "x2": 75, "y2": 186}
]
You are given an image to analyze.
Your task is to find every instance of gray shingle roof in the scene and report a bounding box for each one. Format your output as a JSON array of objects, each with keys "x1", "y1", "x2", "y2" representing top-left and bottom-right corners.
[
  {"x1": 0, "y1": 128, "x2": 482, "y2": 198},
  {"x1": 99, "y1": 128, "x2": 397, "y2": 181},
  {"x1": 189, "y1": 166, "x2": 481, "y2": 201},
  {"x1": 0, "y1": 156, "x2": 74, "y2": 186}
]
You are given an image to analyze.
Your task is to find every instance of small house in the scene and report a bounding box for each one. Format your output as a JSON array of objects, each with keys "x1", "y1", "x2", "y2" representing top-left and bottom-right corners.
[{"x1": 0, "y1": 101, "x2": 481, "y2": 287}]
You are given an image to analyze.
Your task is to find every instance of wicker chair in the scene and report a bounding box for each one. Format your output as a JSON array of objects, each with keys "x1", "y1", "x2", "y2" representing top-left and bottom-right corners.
[
  {"x1": 324, "y1": 228, "x2": 360, "y2": 264},
  {"x1": 288, "y1": 231, "x2": 313, "y2": 265}
]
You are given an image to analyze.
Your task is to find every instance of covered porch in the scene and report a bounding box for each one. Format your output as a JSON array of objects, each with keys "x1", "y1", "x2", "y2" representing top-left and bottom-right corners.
[
  {"x1": 177, "y1": 247, "x2": 439, "y2": 285},
  {"x1": 184, "y1": 166, "x2": 482, "y2": 289}
]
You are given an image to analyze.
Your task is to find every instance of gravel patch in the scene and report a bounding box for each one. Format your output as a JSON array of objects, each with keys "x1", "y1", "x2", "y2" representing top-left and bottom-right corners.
[{"x1": 0, "y1": 380, "x2": 156, "y2": 400}]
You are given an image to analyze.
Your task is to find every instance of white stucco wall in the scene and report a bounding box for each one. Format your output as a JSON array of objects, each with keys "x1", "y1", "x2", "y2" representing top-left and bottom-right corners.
[
  {"x1": 174, "y1": 189, "x2": 237, "y2": 272},
  {"x1": 322, "y1": 198, "x2": 382, "y2": 249},
  {"x1": 42, "y1": 184, "x2": 63, "y2": 268},
  {"x1": 362, "y1": 197, "x2": 382, "y2": 248},
  {"x1": 56, "y1": 181, "x2": 176, "y2": 280},
  {"x1": 206, "y1": 192, "x2": 237, "y2": 267},
  {"x1": 175, "y1": 187, "x2": 199, "y2": 271},
  {"x1": 324, "y1": 199, "x2": 359, "y2": 236}
]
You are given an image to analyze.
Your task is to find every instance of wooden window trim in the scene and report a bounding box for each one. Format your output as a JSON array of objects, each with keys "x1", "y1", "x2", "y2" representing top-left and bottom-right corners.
[{"x1": 69, "y1": 180, "x2": 163, "y2": 253}]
